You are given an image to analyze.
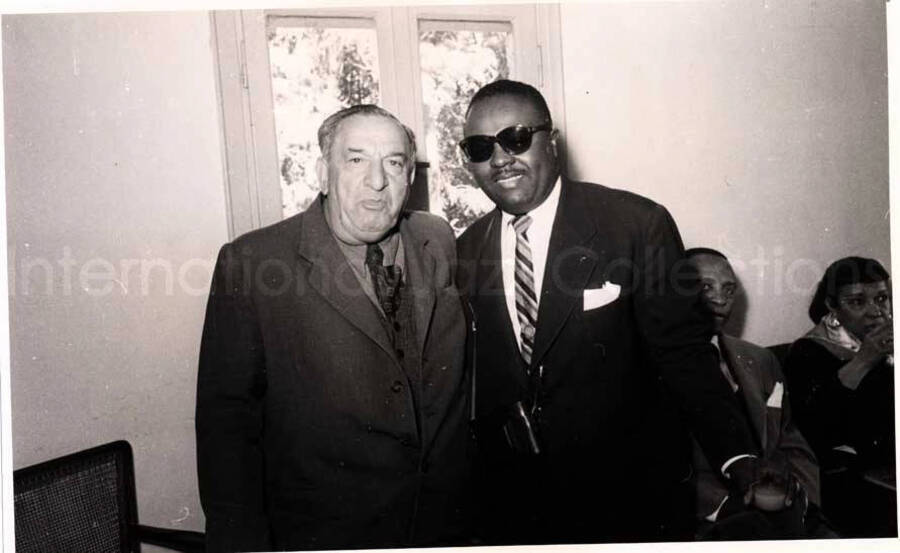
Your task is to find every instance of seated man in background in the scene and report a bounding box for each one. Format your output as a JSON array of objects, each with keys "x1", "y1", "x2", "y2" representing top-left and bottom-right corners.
[{"x1": 686, "y1": 248, "x2": 828, "y2": 539}]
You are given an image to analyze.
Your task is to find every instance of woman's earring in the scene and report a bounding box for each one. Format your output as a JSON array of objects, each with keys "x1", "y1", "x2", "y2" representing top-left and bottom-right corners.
[{"x1": 826, "y1": 312, "x2": 842, "y2": 329}]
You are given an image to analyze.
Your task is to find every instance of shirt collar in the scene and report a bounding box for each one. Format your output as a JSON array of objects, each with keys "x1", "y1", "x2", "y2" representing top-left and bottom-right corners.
[
  {"x1": 711, "y1": 334, "x2": 741, "y2": 392},
  {"x1": 334, "y1": 229, "x2": 403, "y2": 277},
  {"x1": 710, "y1": 334, "x2": 729, "y2": 359},
  {"x1": 500, "y1": 176, "x2": 562, "y2": 229}
]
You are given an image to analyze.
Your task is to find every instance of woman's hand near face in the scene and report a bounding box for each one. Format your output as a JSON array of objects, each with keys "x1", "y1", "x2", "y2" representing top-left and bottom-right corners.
[
  {"x1": 858, "y1": 322, "x2": 893, "y2": 365},
  {"x1": 838, "y1": 322, "x2": 893, "y2": 390}
]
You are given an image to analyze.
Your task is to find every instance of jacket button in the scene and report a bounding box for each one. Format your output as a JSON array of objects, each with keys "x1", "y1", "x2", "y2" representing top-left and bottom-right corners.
[
  {"x1": 391, "y1": 381, "x2": 403, "y2": 393},
  {"x1": 393, "y1": 321, "x2": 401, "y2": 332},
  {"x1": 396, "y1": 349, "x2": 405, "y2": 360}
]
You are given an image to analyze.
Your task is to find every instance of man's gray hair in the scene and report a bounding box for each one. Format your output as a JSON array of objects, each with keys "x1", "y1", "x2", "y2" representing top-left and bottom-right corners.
[{"x1": 318, "y1": 104, "x2": 417, "y2": 167}]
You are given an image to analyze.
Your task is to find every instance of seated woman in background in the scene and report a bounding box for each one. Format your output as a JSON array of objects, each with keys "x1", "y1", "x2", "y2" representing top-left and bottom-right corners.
[{"x1": 785, "y1": 256, "x2": 895, "y2": 537}]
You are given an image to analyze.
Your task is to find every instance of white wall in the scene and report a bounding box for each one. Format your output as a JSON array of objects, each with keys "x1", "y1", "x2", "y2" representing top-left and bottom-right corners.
[
  {"x1": 1, "y1": 1, "x2": 892, "y2": 545},
  {"x1": 560, "y1": 0, "x2": 889, "y2": 346},
  {"x1": 4, "y1": 12, "x2": 227, "y2": 538}
]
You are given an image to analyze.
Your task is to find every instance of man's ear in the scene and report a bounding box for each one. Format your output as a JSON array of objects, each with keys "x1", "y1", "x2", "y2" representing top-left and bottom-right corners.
[
  {"x1": 549, "y1": 128, "x2": 560, "y2": 158},
  {"x1": 316, "y1": 157, "x2": 329, "y2": 195}
]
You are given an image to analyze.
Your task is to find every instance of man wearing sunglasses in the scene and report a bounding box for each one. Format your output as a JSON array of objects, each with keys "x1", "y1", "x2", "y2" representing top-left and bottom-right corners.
[{"x1": 456, "y1": 80, "x2": 762, "y2": 544}]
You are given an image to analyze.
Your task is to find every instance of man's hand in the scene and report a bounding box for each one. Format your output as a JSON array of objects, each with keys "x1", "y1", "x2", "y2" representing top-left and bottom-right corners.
[{"x1": 726, "y1": 456, "x2": 800, "y2": 512}]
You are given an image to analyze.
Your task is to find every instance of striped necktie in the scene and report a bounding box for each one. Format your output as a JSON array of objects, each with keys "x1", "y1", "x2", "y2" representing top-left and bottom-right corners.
[{"x1": 513, "y1": 215, "x2": 538, "y2": 366}]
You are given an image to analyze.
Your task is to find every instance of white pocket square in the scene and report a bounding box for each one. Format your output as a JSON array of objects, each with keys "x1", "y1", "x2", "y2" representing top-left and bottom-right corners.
[
  {"x1": 766, "y1": 382, "x2": 784, "y2": 408},
  {"x1": 583, "y1": 282, "x2": 621, "y2": 311}
]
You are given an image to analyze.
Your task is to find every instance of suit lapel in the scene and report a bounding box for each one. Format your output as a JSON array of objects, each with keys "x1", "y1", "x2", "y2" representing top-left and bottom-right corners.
[
  {"x1": 720, "y1": 335, "x2": 768, "y2": 450},
  {"x1": 530, "y1": 179, "x2": 599, "y2": 369},
  {"x1": 296, "y1": 198, "x2": 396, "y2": 361},
  {"x1": 399, "y1": 215, "x2": 436, "y2": 357},
  {"x1": 475, "y1": 211, "x2": 528, "y2": 386}
]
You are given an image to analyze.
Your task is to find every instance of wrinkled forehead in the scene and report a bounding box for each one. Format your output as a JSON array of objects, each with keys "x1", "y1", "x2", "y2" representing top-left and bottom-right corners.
[
  {"x1": 464, "y1": 94, "x2": 546, "y2": 136},
  {"x1": 691, "y1": 254, "x2": 736, "y2": 283},
  {"x1": 333, "y1": 113, "x2": 412, "y2": 155}
]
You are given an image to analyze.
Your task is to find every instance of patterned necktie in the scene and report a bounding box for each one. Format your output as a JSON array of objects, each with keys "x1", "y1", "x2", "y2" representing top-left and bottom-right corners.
[
  {"x1": 365, "y1": 244, "x2": 401, "y2": 319},
  {"x1": 513, "y1": 215, "x2": 538, "y2": 366}
]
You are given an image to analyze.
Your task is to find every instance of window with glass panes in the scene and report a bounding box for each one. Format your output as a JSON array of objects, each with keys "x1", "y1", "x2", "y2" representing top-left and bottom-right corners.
[{"x1": 213, "y1": 6, "x2": 562, "y2": 238}]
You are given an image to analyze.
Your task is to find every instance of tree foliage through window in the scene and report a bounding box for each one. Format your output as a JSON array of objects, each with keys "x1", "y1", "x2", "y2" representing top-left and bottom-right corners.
[
  {"x1": 268, "y1": 25, "x2": 380, "y2": 218},
  {"x1": 419, "y1": 28, "x2": 511, "y2": 234},
  {"x1": 267, "y1": 21, "x2": 512, "y2": 233}
]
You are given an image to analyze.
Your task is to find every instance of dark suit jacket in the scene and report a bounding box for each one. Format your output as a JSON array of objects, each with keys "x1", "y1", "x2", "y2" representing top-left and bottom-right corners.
[
  {"x1": 786, "y1": 337, "x2": 896, "y2": 470},
  {"x1": 196, "y1": 198, "x2": 472, "y2": 552},
  {"x1": 693, "y1": 334, "x2": 820, "y2": 520},
  {"x1": 456, "y1": 179, "x2": 756, "y2": 542}
]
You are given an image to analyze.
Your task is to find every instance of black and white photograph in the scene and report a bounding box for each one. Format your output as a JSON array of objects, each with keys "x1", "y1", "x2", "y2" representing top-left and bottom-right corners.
[{"x1": 0, "y1": 1, "x2": 896, "y2": 551}]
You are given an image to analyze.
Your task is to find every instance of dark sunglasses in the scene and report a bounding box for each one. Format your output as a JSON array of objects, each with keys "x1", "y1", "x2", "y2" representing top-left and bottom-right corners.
[{"x1": 458, "y1": 123, "x2": 552, "y2": 163}]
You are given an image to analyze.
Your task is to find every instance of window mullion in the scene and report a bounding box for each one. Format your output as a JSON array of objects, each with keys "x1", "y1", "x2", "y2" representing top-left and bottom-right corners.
[
  {"x1": 240, "y1": 10, "x2": 283, "y2": 232},
  {"x1": 390, "y1": 7, "x2": 426, "y2": 161}
]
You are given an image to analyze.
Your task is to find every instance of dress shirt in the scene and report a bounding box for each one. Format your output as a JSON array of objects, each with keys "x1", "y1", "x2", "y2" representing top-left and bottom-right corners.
[
  {"x1": 705, "y1": 337, "x2": 736, "y2": 522},
  {"x1": 500, "y1": 179, "x2": 750, "y2": 482},
  {"x1": 707, "y1": 334, "x2": 756, "y2": 519},
  {"x1": 711, "y1": 335, "x2": 740, "y2": 393},
  {"x1": 500, "y1": 177, "x2": 562, "y2": 350}
]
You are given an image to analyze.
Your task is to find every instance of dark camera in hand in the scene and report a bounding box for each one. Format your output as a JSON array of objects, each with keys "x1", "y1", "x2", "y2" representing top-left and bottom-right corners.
[{"x1": 501, "y1": 401, "x2": 542, "y2": 456}]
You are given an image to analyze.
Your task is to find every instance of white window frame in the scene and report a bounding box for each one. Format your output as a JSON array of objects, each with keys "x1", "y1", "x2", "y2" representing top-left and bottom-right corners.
[{"x1": 211, "y1": 5, "x2": 565, "y2": 239}]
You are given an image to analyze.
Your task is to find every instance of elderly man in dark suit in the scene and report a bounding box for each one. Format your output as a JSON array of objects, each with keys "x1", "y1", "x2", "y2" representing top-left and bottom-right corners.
[
  {"x1": 196, "y1": 105, "x2": 472, "y2": 552},
  {"x1": 686, "y1": 247, "x2": 825, "y2": 539},
  {"x1": 456, "y1": 80, "x2": 766, "y2": 544}
]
